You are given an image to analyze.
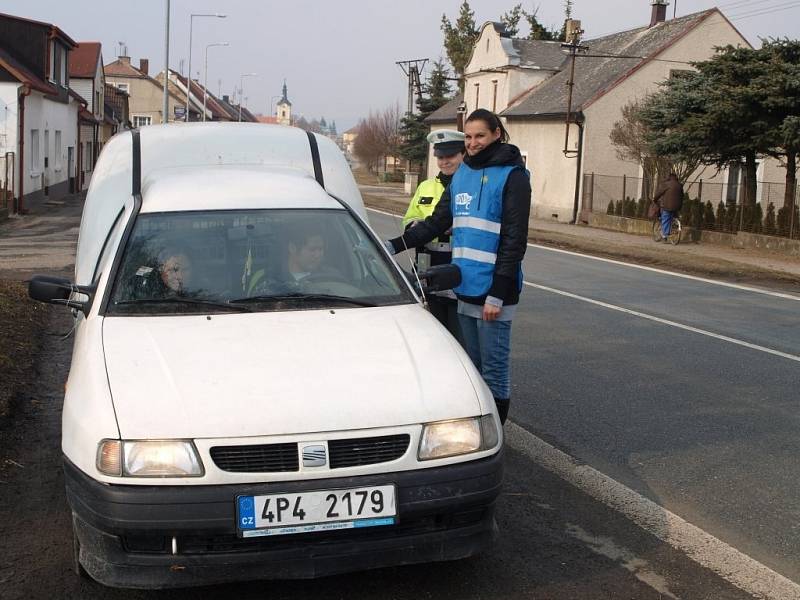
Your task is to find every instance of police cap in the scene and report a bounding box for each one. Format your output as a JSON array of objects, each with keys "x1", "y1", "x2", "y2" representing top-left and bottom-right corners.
[{"x1": 427, "y1": 129, "x2": 465, "y2": 157}]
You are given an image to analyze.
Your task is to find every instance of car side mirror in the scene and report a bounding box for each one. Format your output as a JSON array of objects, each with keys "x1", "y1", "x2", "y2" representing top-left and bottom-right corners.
[
  {"x1": 28, "y1": 275, "x2": 95, "y2": 313},
  {"x1": 417, "y1": 264, "x2": 461, "y2": 294}
]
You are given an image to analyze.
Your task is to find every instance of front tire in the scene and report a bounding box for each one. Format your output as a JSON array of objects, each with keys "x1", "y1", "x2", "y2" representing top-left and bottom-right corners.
[
  {"x1": 668, "y1": 218, "x2": 682, "y2": 245},
  {"x1": 652, "y1": 219, "x2": 663, "y2": 242}
]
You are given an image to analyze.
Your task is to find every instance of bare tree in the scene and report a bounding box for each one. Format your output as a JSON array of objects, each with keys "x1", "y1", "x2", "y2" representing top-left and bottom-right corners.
[{"x1": 353, "y1": 105, "x2": 401, "y2": 173}]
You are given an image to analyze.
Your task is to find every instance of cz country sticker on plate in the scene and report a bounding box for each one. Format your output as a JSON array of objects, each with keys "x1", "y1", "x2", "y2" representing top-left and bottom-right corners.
[{"x1": 236, "y1": 485, "x2": 396, "y2": 538}]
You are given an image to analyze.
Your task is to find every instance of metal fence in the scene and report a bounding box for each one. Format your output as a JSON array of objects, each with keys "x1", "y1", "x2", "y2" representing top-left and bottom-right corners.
[
  {"x1": 0, "y1": 152, "x2": 14, "y2": 213},
  {"x1": 582, "y1": 173, "x2": 800, "y2": 239}
]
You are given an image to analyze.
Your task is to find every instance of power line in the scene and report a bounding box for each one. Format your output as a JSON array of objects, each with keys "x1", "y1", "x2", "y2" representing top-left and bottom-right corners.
[{"x1": 727, "y1": 1, "x2": 800, "y2": 20}]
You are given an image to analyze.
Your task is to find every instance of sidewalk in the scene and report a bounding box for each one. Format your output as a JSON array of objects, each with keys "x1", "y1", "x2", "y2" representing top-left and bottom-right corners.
[
  {"x1": 360, "y1": 186, "x2": 800, "y2": 291},
  {"x1": 0, "y1": 191, "x2": 85, "y2": 281}
]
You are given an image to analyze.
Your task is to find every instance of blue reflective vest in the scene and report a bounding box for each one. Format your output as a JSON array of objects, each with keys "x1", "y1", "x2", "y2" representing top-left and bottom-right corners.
[{"x1": 450, "y1": 163, "x2": 524, "y2": 298}]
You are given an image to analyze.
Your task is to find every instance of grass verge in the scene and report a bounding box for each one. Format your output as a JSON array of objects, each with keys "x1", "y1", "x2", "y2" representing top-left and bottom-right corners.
[{"x1": 0, "y1": 280, "x2": 50, "y2": 418}]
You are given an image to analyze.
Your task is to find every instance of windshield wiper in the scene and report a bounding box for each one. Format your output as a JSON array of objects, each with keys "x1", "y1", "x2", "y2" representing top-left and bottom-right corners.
[
  {"x1": 229, "y1": 293, "x2": 377, "y2": 307},
  {"x1": 115, "y1": 297, "x2": 252, "y2": 312}
]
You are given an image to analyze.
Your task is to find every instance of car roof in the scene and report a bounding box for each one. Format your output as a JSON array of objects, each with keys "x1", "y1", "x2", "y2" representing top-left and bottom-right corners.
[{"x1": 140, "y1": 165, "x2": 344, "y2": 213}]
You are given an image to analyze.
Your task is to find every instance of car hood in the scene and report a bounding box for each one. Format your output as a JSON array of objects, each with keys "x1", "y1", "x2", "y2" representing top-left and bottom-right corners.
[{"x1": 102, "y1": 304, "x2": 481, "y2": 439}]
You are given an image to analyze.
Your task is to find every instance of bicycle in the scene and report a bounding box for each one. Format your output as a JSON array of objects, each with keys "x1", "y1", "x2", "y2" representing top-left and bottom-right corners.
[{"x1": 652, "y1": 211, "x2": 682, "y2": 245}]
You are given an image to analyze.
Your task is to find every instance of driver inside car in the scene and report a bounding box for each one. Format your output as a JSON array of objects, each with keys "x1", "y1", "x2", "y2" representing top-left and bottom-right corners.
[{"x1": 287, "y1": 228, "x2": 325, "y2": 282}]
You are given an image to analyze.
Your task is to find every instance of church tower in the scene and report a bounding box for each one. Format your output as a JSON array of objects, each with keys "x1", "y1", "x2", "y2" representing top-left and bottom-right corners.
[{"x1": 276, "y1": 80, "x2": 292, "y2": 125}]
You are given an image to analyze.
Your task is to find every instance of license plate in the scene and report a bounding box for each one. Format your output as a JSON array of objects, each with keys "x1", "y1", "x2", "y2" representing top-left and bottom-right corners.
[{"x1": 236, "y1": 485, "x2": 396, "y2": 538}]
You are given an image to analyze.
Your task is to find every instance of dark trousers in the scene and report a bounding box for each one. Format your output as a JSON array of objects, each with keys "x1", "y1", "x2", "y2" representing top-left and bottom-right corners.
[{"x1": 428, "y1": 295, "x2": 463, "y2": 345}]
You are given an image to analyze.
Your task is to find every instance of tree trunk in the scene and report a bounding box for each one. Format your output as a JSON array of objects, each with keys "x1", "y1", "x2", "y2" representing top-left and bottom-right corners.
[
  {"x1": 744, "y1": 151, "x2": 758, "y2": 205},
  {"x1": 784, "y1": 151, "x2": 797, "y2": 209}
]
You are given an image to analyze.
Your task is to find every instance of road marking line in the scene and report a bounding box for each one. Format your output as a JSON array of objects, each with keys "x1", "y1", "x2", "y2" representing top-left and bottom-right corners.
[
  {"x1": 365, "y1": 207, "x2": 800, "y2": 302},
  {"x1": 525, "y1": 282, "x2": 800, "y2": 364},
  {"x1": 527, "y1": 243, "x2": 800, "y2": 302},
  {"x1": 505, "y1": 424, "x2": 800, "y2": 600}
]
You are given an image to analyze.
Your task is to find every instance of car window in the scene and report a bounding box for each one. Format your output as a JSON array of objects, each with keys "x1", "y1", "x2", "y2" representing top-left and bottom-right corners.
[{"x1": 106, "y1": 208, "x2": 413, "y2": 314}]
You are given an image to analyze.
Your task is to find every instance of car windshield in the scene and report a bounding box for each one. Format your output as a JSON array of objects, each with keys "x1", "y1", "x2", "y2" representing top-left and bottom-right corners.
[{"x1": 107, "y1": 208, "x2": 413, "y2": 314}]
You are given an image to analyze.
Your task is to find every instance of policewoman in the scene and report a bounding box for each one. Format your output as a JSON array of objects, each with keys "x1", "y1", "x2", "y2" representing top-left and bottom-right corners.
[
  {"x1": 401, "y1": 129, "x2": 465, "y2": 341},
  {"x1": 386, "y1": 109, "x2": 530, "y2": 424}
]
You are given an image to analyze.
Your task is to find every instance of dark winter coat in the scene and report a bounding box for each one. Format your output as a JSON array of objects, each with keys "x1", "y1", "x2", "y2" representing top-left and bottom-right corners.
[
  {"x1": 654, "y1": 176, "x2": 684, "y2": 212},
  {"x1": 389, "y1": 140, "x2": 531, "y2": 306}
]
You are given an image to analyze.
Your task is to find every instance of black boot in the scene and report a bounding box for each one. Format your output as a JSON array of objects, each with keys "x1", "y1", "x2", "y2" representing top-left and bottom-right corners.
[{"x1": 495, "y1": 398, "x2": 510, "y2": 425}]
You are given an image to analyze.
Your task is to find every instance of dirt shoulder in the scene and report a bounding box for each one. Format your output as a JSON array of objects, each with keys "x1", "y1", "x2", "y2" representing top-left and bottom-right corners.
[
  {"x1": 362, "y1": 193, "x2": 800, "y2": 292},
  {"x1": 0, "y1": 281, "x2": 51, "y2": 419}
]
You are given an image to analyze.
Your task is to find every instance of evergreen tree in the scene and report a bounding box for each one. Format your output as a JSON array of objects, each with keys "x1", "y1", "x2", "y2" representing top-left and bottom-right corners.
[
  {"x1": 640, "y1": 47, "x2": 773, "y2": 206},
  {"x1": 716, "y1": 201, "x2": 727, "y2": 230},
  {"x1": 764, "y1": 202, "x2": 777, "y2": 236},
  {"x1": 702, "y1": 201, "x2": 716, "y2": 230},
  {"x1": 500, "y1": 4, "x2": 524, "y2": 37},
  {"x1": 441, "y1": 1, "x2": 479, "y2": 87},
  {"x1": 524, "y1": 7, "x2": 563, "y2": 41}
]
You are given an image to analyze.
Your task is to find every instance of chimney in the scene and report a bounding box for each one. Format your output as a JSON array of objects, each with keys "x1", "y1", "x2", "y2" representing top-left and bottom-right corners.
[
  {"x1": 139, "y1": 58, "x2": 149, "y2": 75},
  {"x1": 119, "y1": 55, "x2": 130, "y2": 65},
  {"x1": 650, "y1": 0, "x2": 669, "y2": 27},
  {"x1": 222, "y1": 95, "x2": 230, "y2": 103}
]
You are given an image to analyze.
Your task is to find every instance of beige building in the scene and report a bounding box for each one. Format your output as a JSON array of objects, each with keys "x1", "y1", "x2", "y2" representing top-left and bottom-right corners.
[
  {"x1": 428, "y1": 2, "x2": 785, "y2": 222},
  {"x1": 104, "y1": 55, "x2": 186, "y2": 126}
]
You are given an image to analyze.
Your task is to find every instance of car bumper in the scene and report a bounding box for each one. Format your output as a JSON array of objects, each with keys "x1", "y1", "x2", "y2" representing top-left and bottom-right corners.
[{"x1": 64, "y1": 449, "x2": 503, "y2": 589}]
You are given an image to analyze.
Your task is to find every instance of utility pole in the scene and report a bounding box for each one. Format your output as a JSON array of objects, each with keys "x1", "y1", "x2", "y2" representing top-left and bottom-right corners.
[
  {"x1": 396, "y1": 59, "x2": 428, "y2": 115},
  {"x1": 561, "y1": 18, "x2": 588, "y2": 158},
  {"x1": 163, "y1": 0, "x2": 170, "y2": 124}
]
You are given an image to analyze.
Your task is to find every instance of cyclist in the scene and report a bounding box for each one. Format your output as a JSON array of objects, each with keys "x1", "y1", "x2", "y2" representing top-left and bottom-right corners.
[{"x1": 653, "y1": 173, "x2": 683, "y2": 242}]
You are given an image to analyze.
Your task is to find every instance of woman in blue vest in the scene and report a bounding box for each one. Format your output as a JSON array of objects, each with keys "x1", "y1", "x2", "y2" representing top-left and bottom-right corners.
[{"x1": 386, "y1": 109, "x2": 531, "y2": 424}]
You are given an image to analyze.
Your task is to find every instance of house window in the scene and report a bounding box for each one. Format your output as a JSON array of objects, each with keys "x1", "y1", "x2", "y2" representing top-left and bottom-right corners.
[
  {"x1": 44, "y1": 130, "x2": 49, "y2": 169},
  {"x1": 486, "y1": 38, "x2": 490, "y2": 52},
  {"x1": 132, "y1": 115, "x2": 152, "y2": 128},
  {"x1": 95, "y1": 91, "x2": 101, "y2": 115},
  {"x1": 474, "y1": 83, "x2": 480, "y2": 109},
  {"x1": 492, "y1": 80, "x2": 498, "y2": 112},
  {"x1": 30, "y1": 129, "x2": 40, "y2": 172},
  {"x1": 54, "y1": 131, "x2": 62, "y2": 170},
  {"x1": 116, "y1": 83, "x2": 129, "y2": 93}
]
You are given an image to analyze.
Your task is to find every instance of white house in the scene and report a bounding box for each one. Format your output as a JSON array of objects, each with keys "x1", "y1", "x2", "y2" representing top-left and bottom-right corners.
[{"x1": 0, "y1": 12, "x2": 84, "y2": 213}]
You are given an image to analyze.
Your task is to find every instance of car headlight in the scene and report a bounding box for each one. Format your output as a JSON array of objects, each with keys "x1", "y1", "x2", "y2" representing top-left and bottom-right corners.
[
  {"x1": 97, "y1": 440, "x2": 204, "y2": 477},
  {"x1": 418, "y1": 415, "x2": 499, "y2": 460}
]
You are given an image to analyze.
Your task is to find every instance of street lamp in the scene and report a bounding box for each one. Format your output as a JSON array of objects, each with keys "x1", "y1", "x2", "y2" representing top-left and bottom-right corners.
[
  {"x1": 203, "y1": 42, "x2": 229, "y2": 122},
  {"x1": 238, "y1": 73, "x2": 257, "y2": 122},
  {"x1": 186, "y1": 13, "x2": 226, "y2": 122}
]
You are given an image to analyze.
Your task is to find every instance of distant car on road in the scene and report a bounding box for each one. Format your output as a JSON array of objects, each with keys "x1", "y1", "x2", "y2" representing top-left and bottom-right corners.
[{"x1": 28, "y1": 123, "x2": 503, "y2": 589}]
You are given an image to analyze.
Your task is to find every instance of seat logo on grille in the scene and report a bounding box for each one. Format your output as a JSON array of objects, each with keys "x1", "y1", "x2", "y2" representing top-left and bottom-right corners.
[{"x1": 302, "y1": 444, "x2": 327, "y2": 467}]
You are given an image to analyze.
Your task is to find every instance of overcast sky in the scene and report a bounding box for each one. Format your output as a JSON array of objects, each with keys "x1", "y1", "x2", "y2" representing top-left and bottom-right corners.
[{"x1": 4, "y1": 0, "x2": 799, "y2": 130}]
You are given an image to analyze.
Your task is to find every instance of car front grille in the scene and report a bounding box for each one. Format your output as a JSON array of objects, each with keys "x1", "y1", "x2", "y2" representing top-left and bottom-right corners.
[
  {"x1": 329, "y1": 434, "x2": 410, "y2": 468},
  {"x1": 209, "y1": 434, "x2": 411, "y2": 473},
  {"x1": 210, "y1": 442, "x2": 299, "y2": 473}
]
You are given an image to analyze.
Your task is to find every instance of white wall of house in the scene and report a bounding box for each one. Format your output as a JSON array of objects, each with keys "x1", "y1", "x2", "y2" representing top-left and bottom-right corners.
[
  {"x1": 507, "y1": 119, "x2": 581, "y2": 221},
  {"x1": 0, "y1": 83, "x2": 19, "y2": 160},
  {"x1": 19, "y1": 91, "x2": 79, "y2": 199}
]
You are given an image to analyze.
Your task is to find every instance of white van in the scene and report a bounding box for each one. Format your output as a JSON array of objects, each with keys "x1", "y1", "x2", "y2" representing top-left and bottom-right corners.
[{"x1": 29, "y1": 123, "x2": 503, "y2": 589}]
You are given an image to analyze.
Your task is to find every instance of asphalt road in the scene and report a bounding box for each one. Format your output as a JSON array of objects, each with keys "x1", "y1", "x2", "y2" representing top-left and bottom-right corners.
[{"x1": 369, "y1": 208, "x2": 800, "y2": 587}]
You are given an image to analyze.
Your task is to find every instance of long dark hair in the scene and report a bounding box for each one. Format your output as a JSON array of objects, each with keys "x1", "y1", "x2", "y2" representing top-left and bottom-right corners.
[{"x1": 465, "y1": 109, "x2": 509, "y2": 143}]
